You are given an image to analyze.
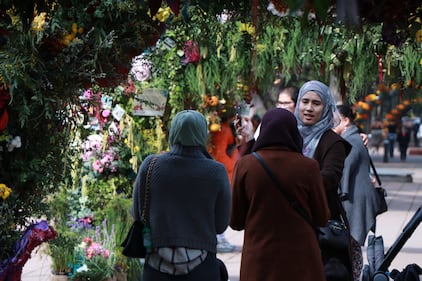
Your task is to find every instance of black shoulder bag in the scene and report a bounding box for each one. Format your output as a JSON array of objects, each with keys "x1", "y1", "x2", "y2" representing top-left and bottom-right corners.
[
  {"x1": 368, "y1": 156, "x2": 388, "y2": 215},
  {"x1": 121, "y1": 156, "x2": 158, "y2": 258}
]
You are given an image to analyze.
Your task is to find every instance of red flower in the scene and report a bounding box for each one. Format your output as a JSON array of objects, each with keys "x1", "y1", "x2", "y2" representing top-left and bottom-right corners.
[{"x1": 182, "y1": 40, "x2": 200, "y2": 65}]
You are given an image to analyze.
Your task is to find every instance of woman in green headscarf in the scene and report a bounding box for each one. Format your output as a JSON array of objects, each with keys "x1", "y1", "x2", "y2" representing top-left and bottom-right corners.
[{"x1": 131, "y1": 110, "x2": 231, "y2": 281}]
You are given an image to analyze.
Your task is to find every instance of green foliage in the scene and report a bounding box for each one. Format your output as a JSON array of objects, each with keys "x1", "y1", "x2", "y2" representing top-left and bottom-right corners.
[
  {"x1": 0, "y1": 0, "x2": 162, "y2": 263},
  {"x1": 71, "y1": 255, "x2": 115, "y2": 281},
  {"x1": 47, "y1": 231, "x2": 78, "y2": 274}
]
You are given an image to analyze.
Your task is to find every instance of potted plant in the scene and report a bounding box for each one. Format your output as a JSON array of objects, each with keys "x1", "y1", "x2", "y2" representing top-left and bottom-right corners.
[
  {"x1": 71, "y1": 226, "x2": 117, "y2": 281},
  {"x1": 47, "y1": 231, "x2": 77, "y2": 280},
  {"x1": 45, "y1": 188, "x2": 78, "y2": 280}
]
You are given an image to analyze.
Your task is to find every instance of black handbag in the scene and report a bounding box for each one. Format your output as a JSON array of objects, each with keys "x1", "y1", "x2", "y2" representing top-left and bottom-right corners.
[
  {"x1": 369, "y1": 156, "x2": 388, "y2": 215},
  {"x1": 121, "y1": 220, "x2": 147, "y2": 258},
  {"x1": 121, "y1": 157, "x2": 158, "y2": 258},
  {"x1": 318, "y1": 219, "x2": 350, "y2": 251}
]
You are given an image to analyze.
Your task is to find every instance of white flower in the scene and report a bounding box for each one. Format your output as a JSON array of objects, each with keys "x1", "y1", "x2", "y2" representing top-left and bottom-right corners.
[
  {"x1": 76, "y1": 264, "x2": 89, "y2": 272},
  {"x1": 7, "y1": 136, "x2": 22, "y2": 152},
  {"x1": 130, "y1": 55, "x2": 152, "y2": 82}
]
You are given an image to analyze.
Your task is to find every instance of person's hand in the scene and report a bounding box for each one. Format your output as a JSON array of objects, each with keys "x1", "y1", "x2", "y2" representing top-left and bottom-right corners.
[
  {"x1": 371, "y1": 175, "x2": 377, "y2": 187},
  {"x1": 360, "y1": 133, "x2": 368, "y2": 147},
  {"x1": 236, "y1": 117, "x2": 255, "y2": 142}
]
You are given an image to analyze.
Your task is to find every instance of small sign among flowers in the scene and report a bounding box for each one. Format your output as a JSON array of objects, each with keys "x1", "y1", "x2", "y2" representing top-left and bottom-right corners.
[{"x1": 132, "y1": 88, "x2": 168, "y2": 116}]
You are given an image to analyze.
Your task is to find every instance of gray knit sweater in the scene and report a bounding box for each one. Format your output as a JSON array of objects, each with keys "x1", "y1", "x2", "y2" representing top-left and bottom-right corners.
[{"x1": 131, "y1": 144, "x2": 231, "y2": 253}]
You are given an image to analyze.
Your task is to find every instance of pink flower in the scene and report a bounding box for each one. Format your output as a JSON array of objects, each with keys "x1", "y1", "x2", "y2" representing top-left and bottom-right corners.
[
  {"x1": 182, "y1": 40, "x2": 200, "y2": 65},
  {"x1": 103, "y1": 249, "x2": 110, "y2": 258},
  {"x1": 92, "y1": 160, "x2": 103, "y2": 173},
  {"x1": 83, "y1": 237, "x2": 93, "y2": 244},
  {"x1": 124, "y1": 79, "x2": 136, "y2": 95},
  {"x1": 83, "y1": 89, "x2": 93, "y2": 100},
  {"x1": 102, "y1": 109, "x2": 110, "y2": 118}
]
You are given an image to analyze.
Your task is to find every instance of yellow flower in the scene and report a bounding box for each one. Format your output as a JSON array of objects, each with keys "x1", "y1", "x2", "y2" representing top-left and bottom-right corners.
[
  {"x1": 416, "y1": 29, "x2": 422, "y2": 43},
  {"x1": 256, "y1": 44, "x2": 266, "y2": 52},
  {"x1": 0, "y1": 183, "x2": 12, "y2": 200},
  {"x1": 134, "y1": 145, "x2": 140, "y2": 153},
  {"x1": 152, "y1": 7, "x2": 171, "y2": 22},
  {"x1": 238, "y1": 22, "x2": 255, "y2": 35},
  {"x1": 31, "y1": 12, "x2": 47, "y2": 32},
  {"x1": 72, "y1": 23, "x2": 78, "y2": 34}
]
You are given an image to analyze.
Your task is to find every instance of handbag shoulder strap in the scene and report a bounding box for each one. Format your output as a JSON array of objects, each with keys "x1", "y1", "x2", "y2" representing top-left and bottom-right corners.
[
  {"x1": 368, "y1": 153, "x2": 382, "y2": 186},
  {"x1": 252, "y1": 152, "x2": 320, "y2": 233},
  {"x1": 141, "y1": 156, "x2": 158, "y2": 226}
]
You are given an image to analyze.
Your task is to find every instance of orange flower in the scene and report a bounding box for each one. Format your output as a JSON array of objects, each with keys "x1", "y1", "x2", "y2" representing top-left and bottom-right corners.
[
  {"x1": 365, "y1": 94, "x2": 377, "y2": 102},
  {"x1": 390, "y1": 83, "x2": 400, "y2": 90},
  {"x1": 208, "y1": 96, "x2": 219, "y2": 107},
  {"x1": 396, "y1": 104, "x2": 405, "y2": 110},
  {"x1": 385, "y1": 113, "x2": 394, "y2": 120},
  {"x1": 209, "y1": 123, "x2": 220, "y2": 132}
]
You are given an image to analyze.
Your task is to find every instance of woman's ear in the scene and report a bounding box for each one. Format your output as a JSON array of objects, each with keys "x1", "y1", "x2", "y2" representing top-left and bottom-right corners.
[{"x1": 344, "y1": 116, "x2": 352, "y2": 127}]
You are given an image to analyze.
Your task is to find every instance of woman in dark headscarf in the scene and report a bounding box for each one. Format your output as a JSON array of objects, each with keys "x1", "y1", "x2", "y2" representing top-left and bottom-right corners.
[
  {"x1": 230, "y1": 108, "x2": 330, "y2": 281},
  {"x1": 131, "y1": 110, "x2": 231, "y2": 281}
]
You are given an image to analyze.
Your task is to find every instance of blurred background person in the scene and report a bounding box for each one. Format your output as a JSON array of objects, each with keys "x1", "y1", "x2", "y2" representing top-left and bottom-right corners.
[
  {"x1": 386, "y1": 119, "x2": 398, "y2": 158},
  {"x1": 275, "y1": 86, "x2": 299, "y2": 112},
  {"x1": 369, "y1": 118, "x2": 384, "y2": 155},
  {"x1": 237, "y1": 86, "x2": 298, "y2": 154},
  {"x1": 334, "y1": 105, "x2": 380, "y2": 281},
  {"x1": 209, "y1": 106, "x2": 239, "y2": 253},
  {"x1": 412, "y1": 116, "x2": 420, "y2": 147},
  {"x1": 397, "y1": 119, "x2": 412, "y2": 161}
]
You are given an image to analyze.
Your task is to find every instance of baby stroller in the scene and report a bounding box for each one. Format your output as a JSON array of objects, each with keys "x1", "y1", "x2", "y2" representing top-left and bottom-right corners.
[{"x1": 362, "y1": 206, "x2": 422, "y2": 281}]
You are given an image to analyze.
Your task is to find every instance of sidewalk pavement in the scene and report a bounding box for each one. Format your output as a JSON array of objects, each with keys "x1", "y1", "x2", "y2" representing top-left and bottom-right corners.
[{"x1": 21, "y1": 147, "x2": 422, "y2": 281}]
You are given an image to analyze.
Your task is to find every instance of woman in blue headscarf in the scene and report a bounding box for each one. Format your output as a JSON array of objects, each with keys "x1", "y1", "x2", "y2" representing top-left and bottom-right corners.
[
  {"x1": 295, "y1": 80, "x2": 352, "y2": 281},
  {"x1": 294, "y1": 80, "x2": 351, "y2": 218},
  {"x1": 131, "y1": 110, "x2": 231, "y2": 281}
]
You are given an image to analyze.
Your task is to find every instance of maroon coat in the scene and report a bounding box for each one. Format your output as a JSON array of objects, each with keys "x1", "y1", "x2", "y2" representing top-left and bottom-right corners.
[{"x1": 230, "y1": 147, "x2": 330, "y2": 281}]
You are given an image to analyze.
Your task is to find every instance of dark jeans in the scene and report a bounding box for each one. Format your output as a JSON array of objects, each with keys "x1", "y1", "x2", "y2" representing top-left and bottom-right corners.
[
  {"x1": 399, "y1": 144, "x2": 408, "y2": 161},
  {"x1": 387, "y1": 133, "x2": 397, "y2": 157}
]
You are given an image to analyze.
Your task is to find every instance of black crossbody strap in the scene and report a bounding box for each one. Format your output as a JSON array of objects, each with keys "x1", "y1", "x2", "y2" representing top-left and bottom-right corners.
[
  {"x1": 368, "y1": 154, "x2": 382, "y2": 186},
  {"x1": 141, "y1": 156, "x2": 158, "y2": 226},
  {"x1": 252, "y1": 152, "x2": 320, "y2": 233}
]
